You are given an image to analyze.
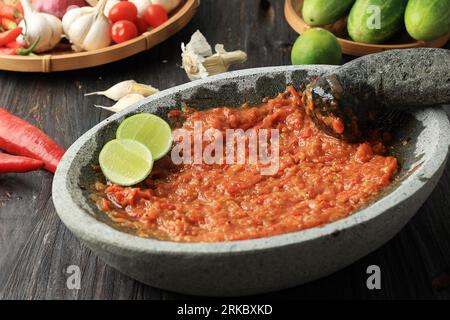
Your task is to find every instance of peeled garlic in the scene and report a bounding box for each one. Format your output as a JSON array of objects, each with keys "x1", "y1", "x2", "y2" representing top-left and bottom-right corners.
[
  {"x1": 85, "y1": 80, "x2": 159, "y2": 101},
  {"x1": 181, "y1": 30, "x2": 247, "y2": 81},
  {"x1": 95, "y1": 94, "x2": 145, "y2": 113}
]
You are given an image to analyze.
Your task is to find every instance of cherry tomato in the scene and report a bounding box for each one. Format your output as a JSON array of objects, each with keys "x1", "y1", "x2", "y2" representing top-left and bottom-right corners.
[
  {"x1": 111, "y1": 20, "x2": 138, "y2": 43},
  {"x1": 135, "y1": 16, "x2": 150, "y2": 34},
  {"x1": 144, "y1": 4, "x2": 168, "y2": 28},
  {"x1": 109, "y1": 1, "x2": 138, "y2": 23}
]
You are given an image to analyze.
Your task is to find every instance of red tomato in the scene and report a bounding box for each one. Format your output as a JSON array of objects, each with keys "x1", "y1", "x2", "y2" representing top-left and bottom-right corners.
[
  {"x1": 144, "y1": 4, "x2": 168, "y2": 28},
  {"x1": 135, "y1": 16, "x2": 150, "y2": 34},
  {"x1": 111, "y1": 20, "x2": 138, "y2": 43},
  {"x1": 109, "y1": 1, "x2": 138, "y2": 23}
]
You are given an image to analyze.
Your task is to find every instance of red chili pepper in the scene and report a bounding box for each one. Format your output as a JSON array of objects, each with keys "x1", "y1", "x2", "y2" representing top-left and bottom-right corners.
[
  {"x1": 0, "y1": 37, "x2": 38, "y2": 55},
  {"x1": 0, "y1": 4, "x2": 22, "y2": 20},
  {"x1": 0, "y1": 108, "x2": 65, "y2": 173},
  {"x1": 0, "y1": 26, "x2": 22, "y2": 46},
  {"x1": 168, "y1": 110, "x2": 181, "y2": 117},
  {"x1": 0, "y1": 152, "x2": 44, "y2": 173},
  {"x1": 1, "y1": 17, "x2": 17, "y2": 30},
  {"x1": 6, "y1": 40, "x2": 21, "y2": 49}
]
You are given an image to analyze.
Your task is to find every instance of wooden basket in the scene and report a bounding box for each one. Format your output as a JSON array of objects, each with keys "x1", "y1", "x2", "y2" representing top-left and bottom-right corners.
[
  {"x1": 285, "y1": 0, "x2": 450, "y2": 56},
  {"x1": 0, "y1": 0, "x2": 200, "y2": 72}
]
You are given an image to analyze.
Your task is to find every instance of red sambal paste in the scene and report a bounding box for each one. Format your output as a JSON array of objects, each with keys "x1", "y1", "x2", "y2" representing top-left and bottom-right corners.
[{"x1": 94, "y1": 87, "x2": 398, "y2": 242}]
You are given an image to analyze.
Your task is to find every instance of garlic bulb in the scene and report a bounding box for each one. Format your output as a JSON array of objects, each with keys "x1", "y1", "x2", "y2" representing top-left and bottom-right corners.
[
  {"x1": 62, "y1": 0, "x2": 111, "y2": 52},
  {"x1": 17, "y1": 0, "x2": 63, "y2": 53},
  {"x1": 181, "y1": 30, "x2": 247, "y2": 81},
  {"x1": 85, "y1": 0, "x2": 120, "y2": 16},
  {"x1": 131, "y1": 0, "x2": 152, "y2": 16},
  {"x1": 85, "y1": 80, "x2": 159, "y2": 101},
  {"x1": 152, "y1": 0, "x2": 181, "y2": 13},
  {"x1": 95, "y1": 94, "x2": 145, "y2": 113},
  {"x1": 62, "y1": 6, "x2": 94, "y2": 35}
]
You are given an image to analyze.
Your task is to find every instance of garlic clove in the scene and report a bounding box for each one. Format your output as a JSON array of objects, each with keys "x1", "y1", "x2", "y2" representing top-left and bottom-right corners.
[
  {"x1": 62, "y1": 7, "x2": 94, "y2": 35},
  {"x1": 95, "y1": 94, "x2": 145, "y2": 113},
  {"x1": 85, "y1": 80, "x2": 159, "y2": 101},
  {"x1": 68, "y1": 13, "x2": 94, "y2": 50},
  {"x1": 86, "y1": 80, "x2": 136, "y2": 100},
  {"x1": 82, "y1": 14, "x2": 111, "y2": 51},
  {"x1": 42, "y1": 13, "x2": 64, "y2": 49},
  {"x1": 129, "y1": 82, "x2": 159, "y2": 97}
]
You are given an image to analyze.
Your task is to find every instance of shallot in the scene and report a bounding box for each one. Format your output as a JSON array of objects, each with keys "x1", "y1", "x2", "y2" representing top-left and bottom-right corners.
[{"x1": 31, "y1": 0, "x2": 88, "y2": 18}]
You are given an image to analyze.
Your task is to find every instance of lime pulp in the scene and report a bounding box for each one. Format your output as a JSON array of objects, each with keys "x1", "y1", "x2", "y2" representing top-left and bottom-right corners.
[
  {"x1": 99, "y1": 139, "x2": 153, "y2": 186},
  {"x1": 116, "y1": 113, "x2": 173, "y2": 160}
]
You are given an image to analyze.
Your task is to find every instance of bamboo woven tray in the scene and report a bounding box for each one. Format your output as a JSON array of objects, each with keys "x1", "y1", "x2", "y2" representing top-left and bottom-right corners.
[
  {"x1": 0, "y1": 0, "x2": 199, "y2": 72},
  {"x1": 285, "y1": 0, "x2": 450, "y2": 56}
]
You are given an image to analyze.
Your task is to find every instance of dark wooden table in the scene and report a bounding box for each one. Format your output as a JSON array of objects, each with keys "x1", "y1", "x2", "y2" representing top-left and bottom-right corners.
[{"x1": 1, "y1": 0, "x2": 449, "y2": 300}]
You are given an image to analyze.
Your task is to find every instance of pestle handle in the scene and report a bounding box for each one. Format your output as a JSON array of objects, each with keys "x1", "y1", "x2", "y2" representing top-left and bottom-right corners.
[{"x1": 334, "y1": 48, "x2": 450, "y2": 109}]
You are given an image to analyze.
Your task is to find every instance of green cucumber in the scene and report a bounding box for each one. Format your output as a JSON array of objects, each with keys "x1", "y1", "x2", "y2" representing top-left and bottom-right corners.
[
  {"x1": 347, "y1": 0, "x2": 407, "y2": 44},
  {"x1": 405, "y1": 0, "x2": 450, "y2": 41},
  {"x1": 302, "y1": 0, "x2": 356, "y2": 26}
]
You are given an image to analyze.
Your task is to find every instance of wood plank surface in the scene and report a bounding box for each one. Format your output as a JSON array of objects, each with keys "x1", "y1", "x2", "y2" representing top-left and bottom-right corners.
[{"x1": 0, "y1": 0, "x2": 449, "y2": 300}]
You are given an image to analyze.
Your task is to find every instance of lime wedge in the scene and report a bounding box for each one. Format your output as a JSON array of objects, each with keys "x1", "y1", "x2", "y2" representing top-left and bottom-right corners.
[
  {"x1": 99, "y1": 139, "x2": 153, "y2": 186},
  {"x1": 116, "y1": 113, "x2": 172, "y2": 160}
]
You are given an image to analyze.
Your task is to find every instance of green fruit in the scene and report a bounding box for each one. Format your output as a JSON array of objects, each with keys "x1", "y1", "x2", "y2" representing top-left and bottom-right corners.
[
  {"x1": 347, "y1": 0, "x2": 407, "y2": 44},
  {"x1": 99, "y1": 139, "x2": 154, "y2": 186},
  {"x1": 291, "y1": 28, "x2": 342, "y2": 65},
  {"x1": 116, "y1": 113, "x2": 173, "y2": 160},
  {"x1": 302, "y1": 0, "x2": 355, "y2": 26},
  {"x1": 405, "y1": 0, "x2": 450, "y2": 41}
]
